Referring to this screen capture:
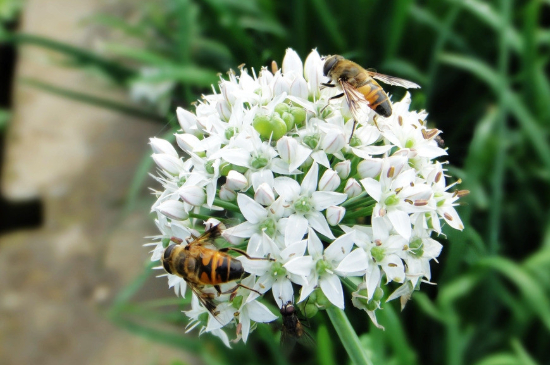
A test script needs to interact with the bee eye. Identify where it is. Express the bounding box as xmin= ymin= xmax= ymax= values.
xmin=323 ymin=55 xmax=339 ymax=76
xmin=163 ymin=244 xmax=176 ymax=260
